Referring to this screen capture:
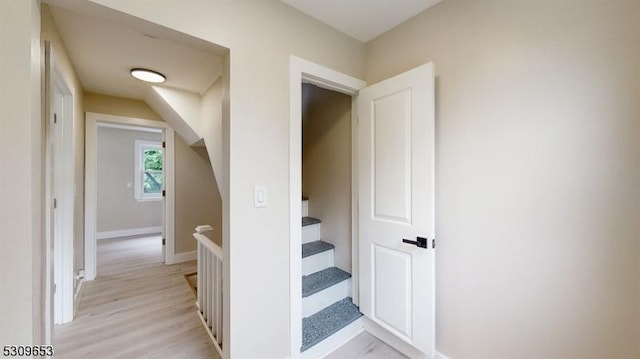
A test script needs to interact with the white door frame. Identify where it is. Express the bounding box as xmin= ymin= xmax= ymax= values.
xmin=44 ymin=41 xmax=75 ymax=332
xmin=84 ymin=112 xmax=176 ymax=281
xmin=289 ymin=55 xmax=366 ymax=357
